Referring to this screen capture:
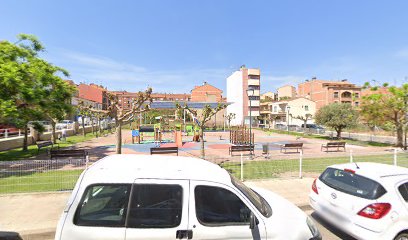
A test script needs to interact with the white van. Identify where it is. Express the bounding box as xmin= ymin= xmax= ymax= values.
xmin=55 ymin=155 xmax=321 ymax=240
